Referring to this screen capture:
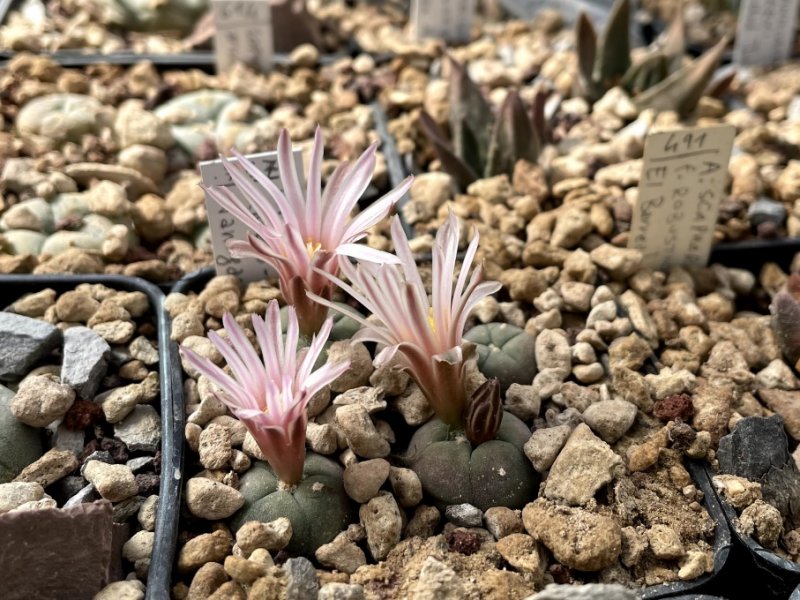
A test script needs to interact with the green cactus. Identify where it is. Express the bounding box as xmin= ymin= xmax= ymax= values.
xmin=0 ymin=385 xmax=43 ymax=483
xmin=418 ymin=57 xmax=547 ymax=190
xmin=231 ymin=453 xmax=355 ymax=556
xmin=406 ymin=411 xmax=538 ymax=511
xmin=577 ymin=0 xmax=729 ymax=115
xmin=464 ymin=323 xmax=537 ymax=391
xmin=154 ymin=90 xmax=269 ymax=159
xmin=280 ymin=303 xmax=361 ymax=343
xmin=770 ymin=274 xmax=800 ymax=369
